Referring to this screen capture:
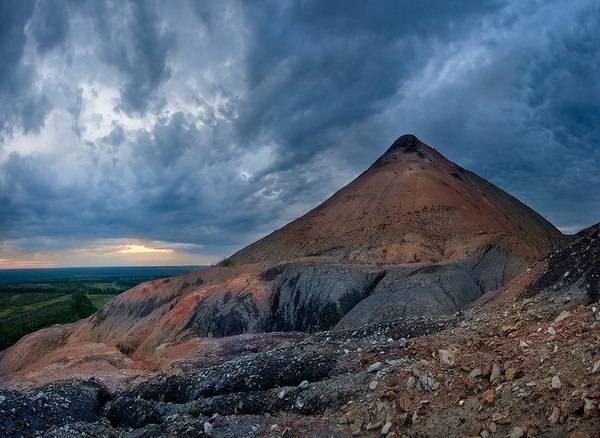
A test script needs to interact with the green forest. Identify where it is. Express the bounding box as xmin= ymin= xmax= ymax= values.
xmin=1 ymin=276 xmax=157 ymax=350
